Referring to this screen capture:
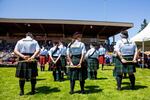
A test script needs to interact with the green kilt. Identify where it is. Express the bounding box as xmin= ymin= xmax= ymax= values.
xmin=16 ymin=58 xmax=38 ymax=79
xmin=51 ymin=57 xmax=62 ymax=71
xmin=69 ymin=55 xmax=87 ymax=81
xmin=113 ymin=55 xmax=136 ymax=76
xmin=87 ymin=58 xmax=99 ymax=72
xmin=60 ymin=56 xmax=67 ymax=67
xmin=51 ymin=57 xmax=62 ymax=80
